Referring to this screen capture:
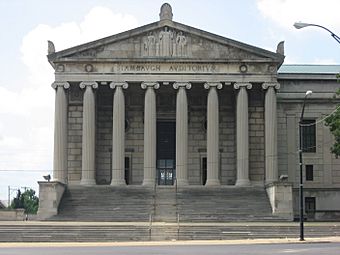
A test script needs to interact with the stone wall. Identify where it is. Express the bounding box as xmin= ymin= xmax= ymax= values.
xmin=0 ymin=209 xmax=25 ymax=221
xmin=248 ymin=87 xmax=265 ymax=184
xmin=96 ymin=85 xmax=112 ymax=184
xmin=125 ymin=84 xmax=145 ymax=184
xmin=67 ymin=85 xmax=83 ymax=183
xmin=219 ymin=87 xmax=237 ymax=185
